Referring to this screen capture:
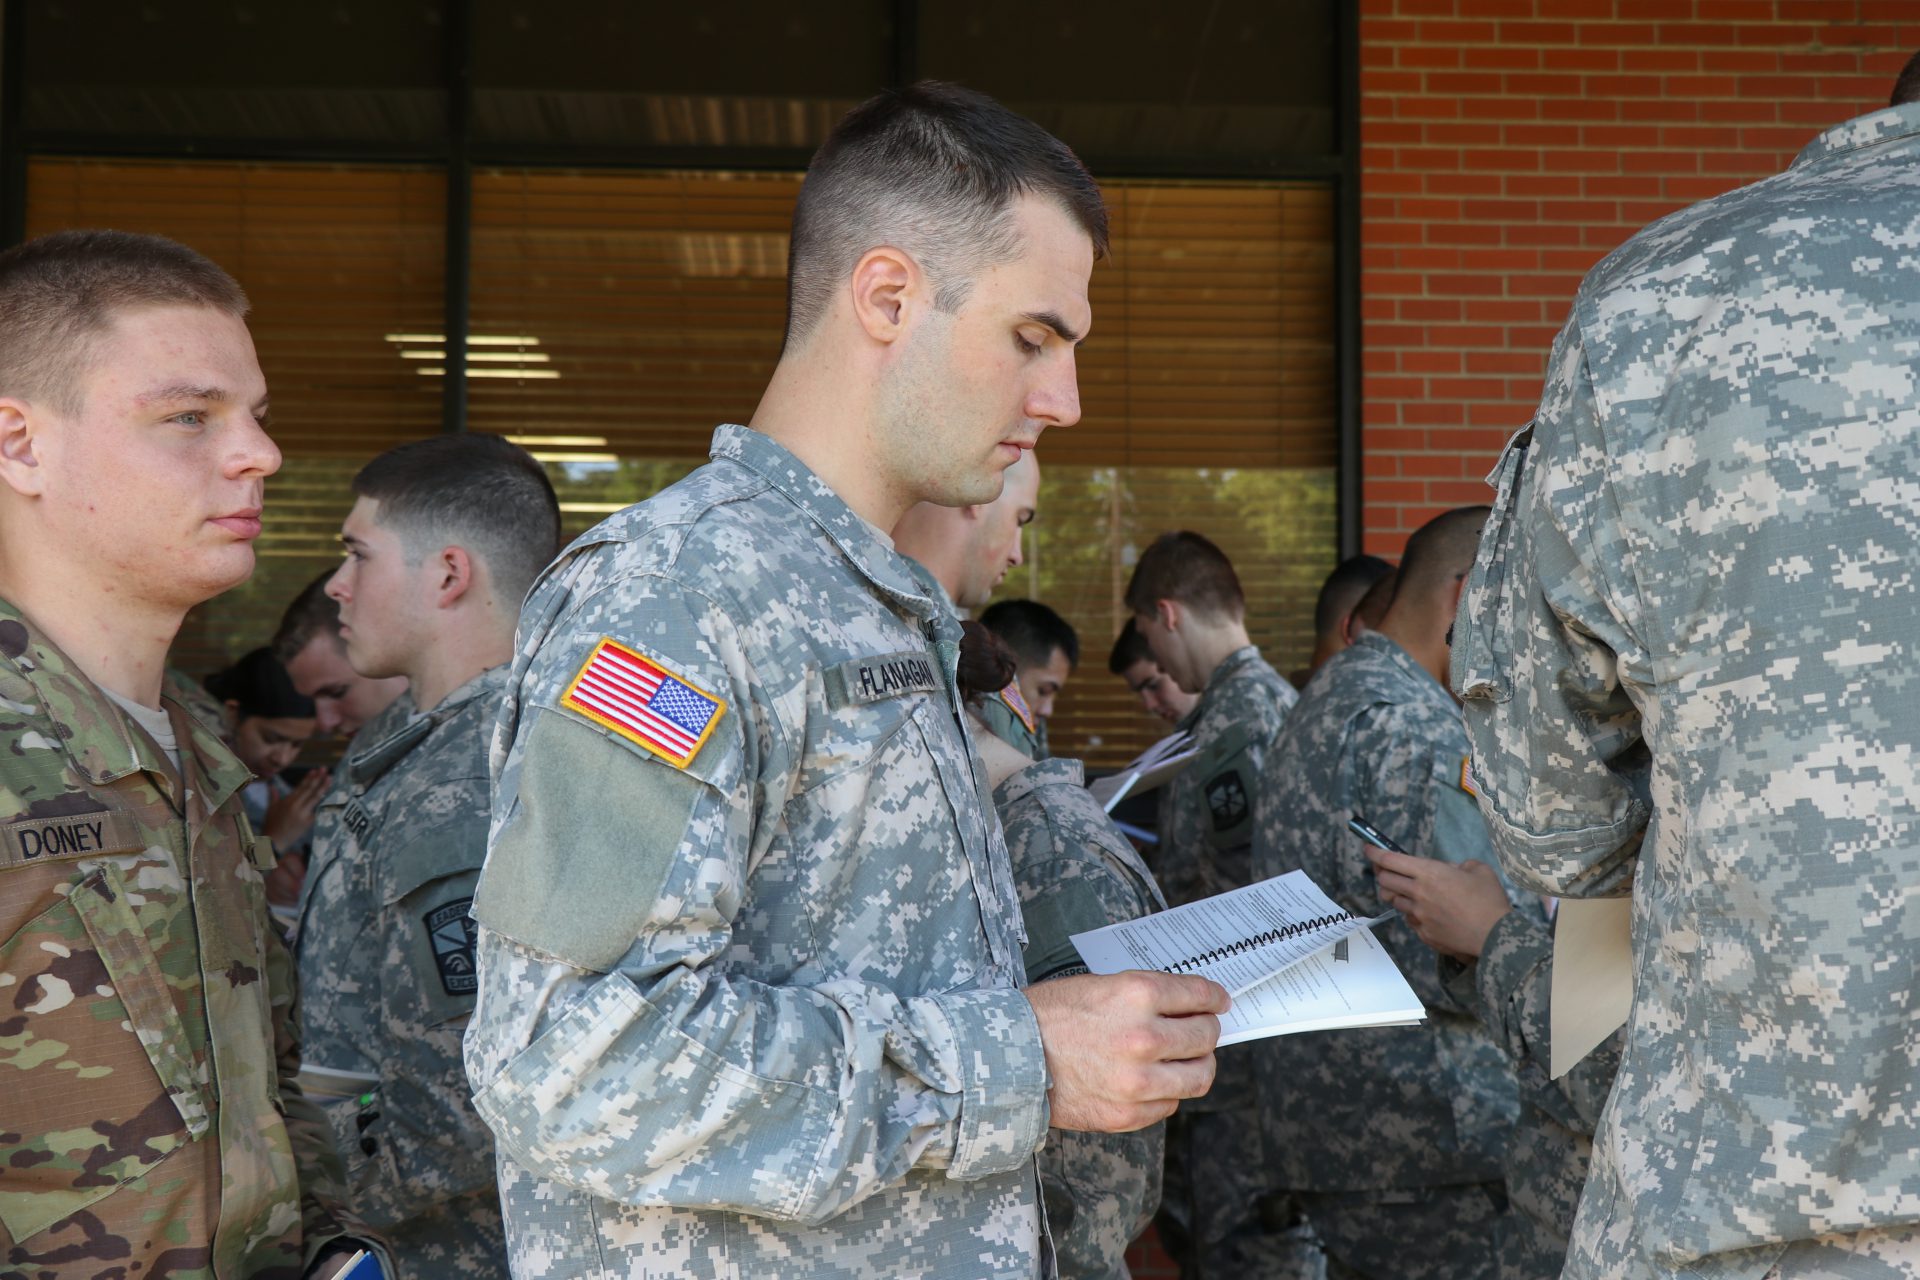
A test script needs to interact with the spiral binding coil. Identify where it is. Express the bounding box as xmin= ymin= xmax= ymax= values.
xmin=1161 ymin=912 xmax=1354 ymax=973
